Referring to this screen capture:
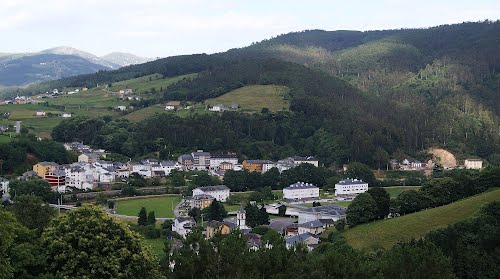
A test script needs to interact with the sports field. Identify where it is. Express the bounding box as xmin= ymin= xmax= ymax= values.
xmin=115 ymin=195 xmax=181 ymax=218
